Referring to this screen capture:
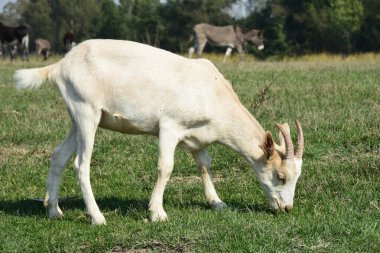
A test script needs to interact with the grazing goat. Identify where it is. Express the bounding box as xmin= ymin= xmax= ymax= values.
xmin=189 ymin=23 xmax=264 ymax=63
xmin=14 ymin=39 xmax=304 ymax=225
xmin=35 ymin=38 xmax=51 ymax=61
